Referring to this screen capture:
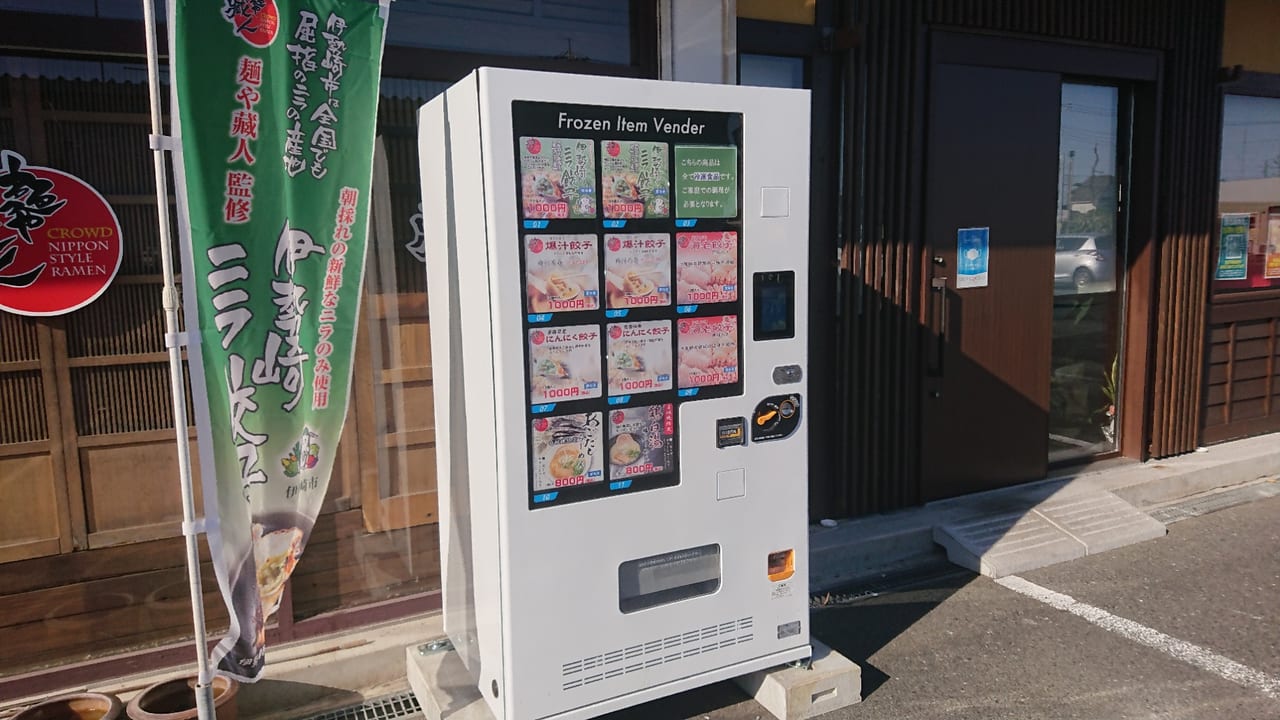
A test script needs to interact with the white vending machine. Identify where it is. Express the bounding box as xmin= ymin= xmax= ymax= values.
xmin=417 ymin=68 xmax=810 ymax=720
